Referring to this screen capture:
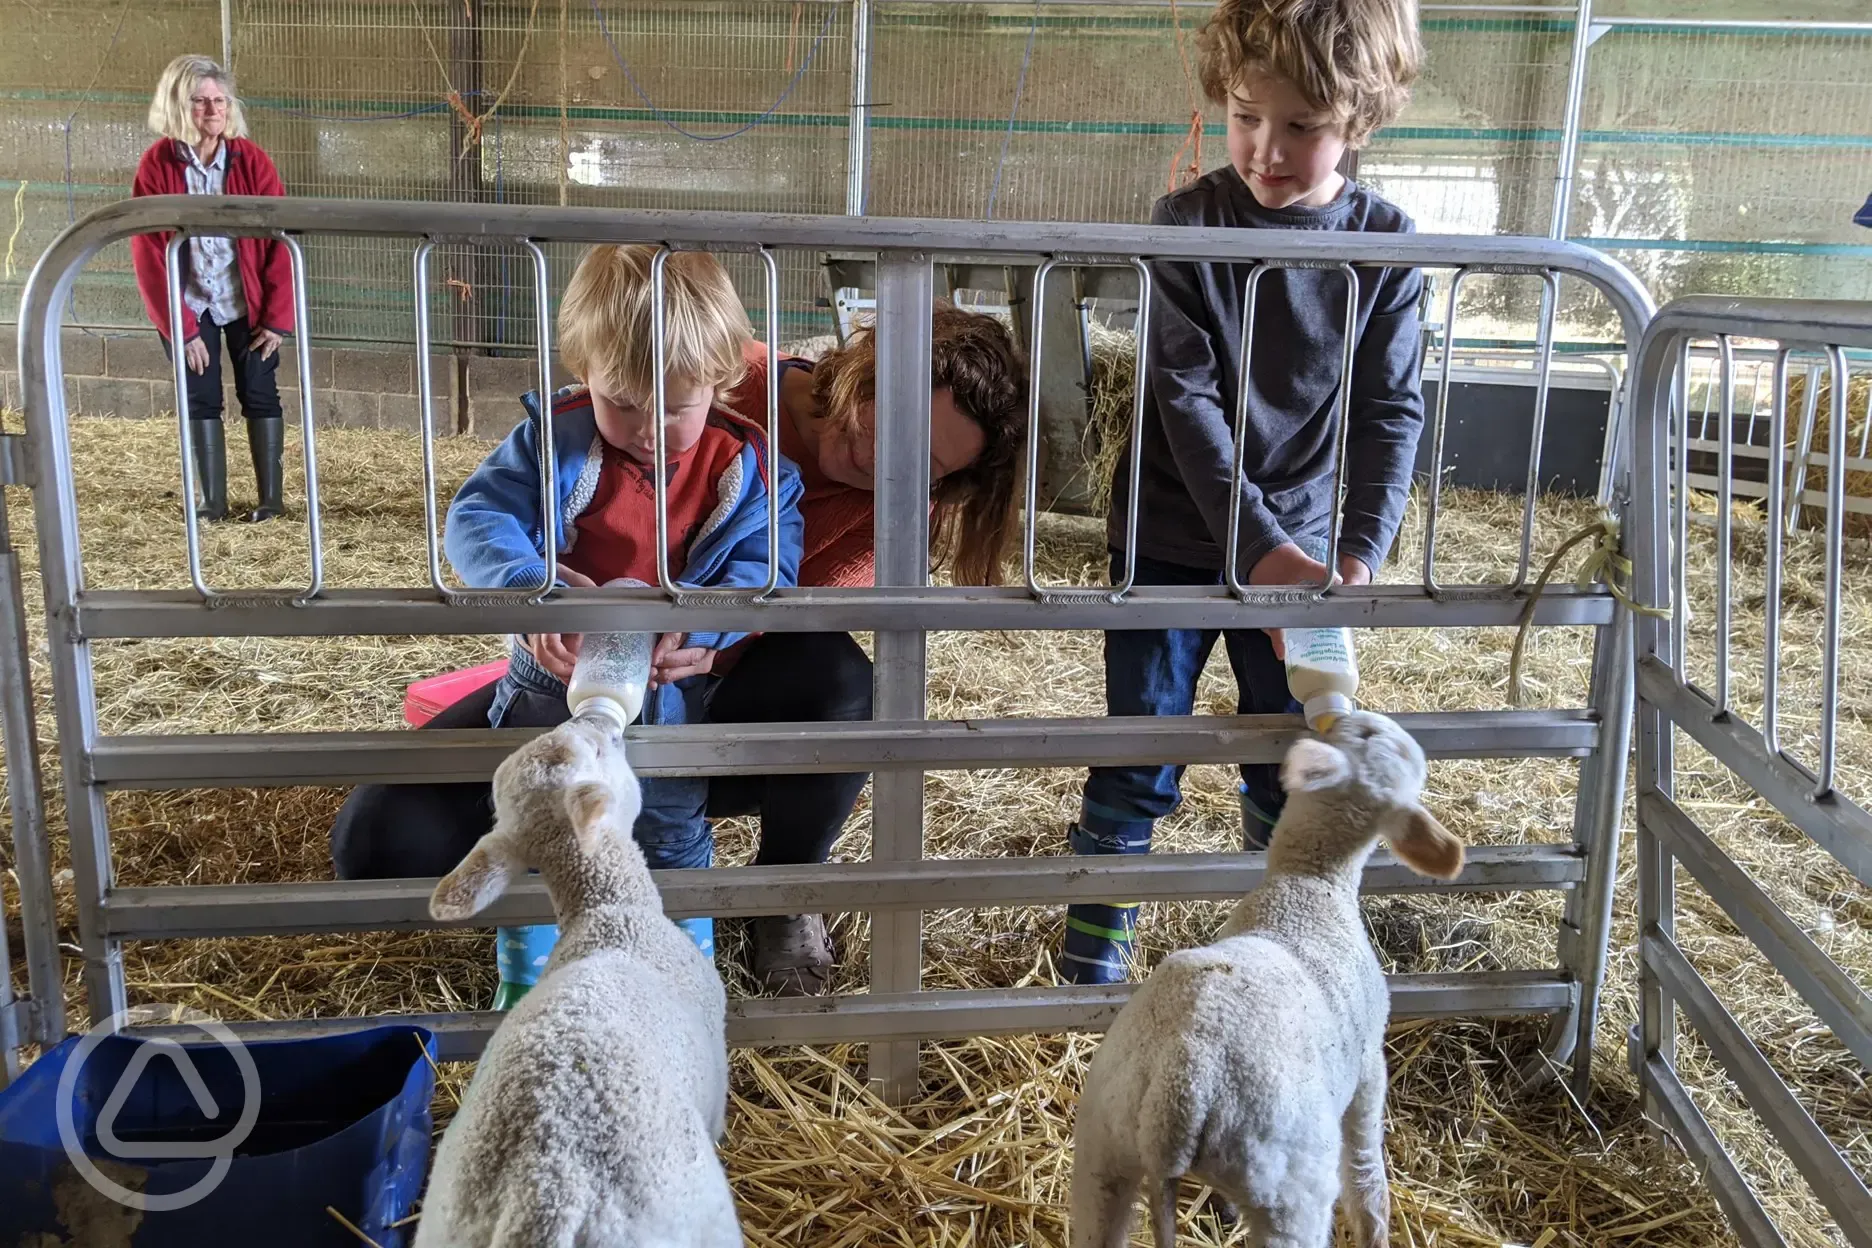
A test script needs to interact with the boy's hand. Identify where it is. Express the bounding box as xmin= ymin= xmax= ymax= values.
xmin=1248 ymin=543 xmax=1333 ymax=589
xmin=527 ymin=631 xmax=581 ymax=682
xmin=1336 ymin=554 xmax=1373 ymax=587
xmin=1249 ymin=542 xmax=1342 ymax=662
xmin=525 ymin=567 xmax=597 ymax=680
xmin=650 ymin=632 xmax=715 ymax=688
